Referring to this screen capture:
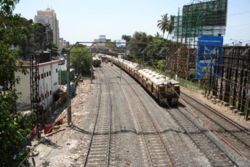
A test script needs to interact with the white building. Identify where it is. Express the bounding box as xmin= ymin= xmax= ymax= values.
xmin=34 ymin=8 xmax=60 ymax=47
xmin=16 ymin=60 xmax=59 ymax=110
